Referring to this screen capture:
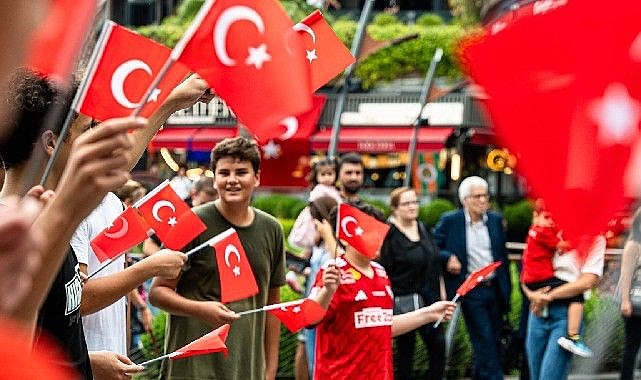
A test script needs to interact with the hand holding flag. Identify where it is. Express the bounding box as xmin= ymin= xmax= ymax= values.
xmin=139 ymin=324 xmax=230 ymax=366
xmin=434 ymin=261 xmax=502 ymax=327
